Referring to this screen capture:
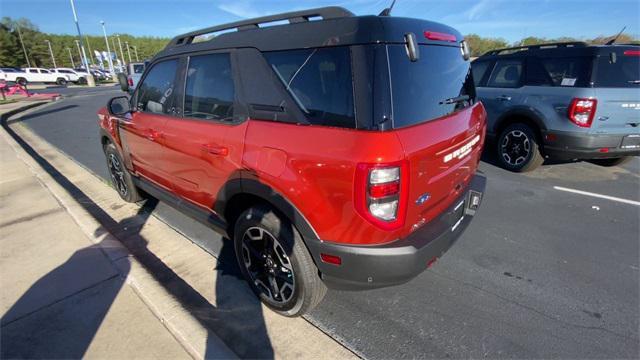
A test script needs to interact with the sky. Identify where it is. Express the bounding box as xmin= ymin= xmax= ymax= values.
xmin=1 ymin=0 xmax=638 ymax=43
